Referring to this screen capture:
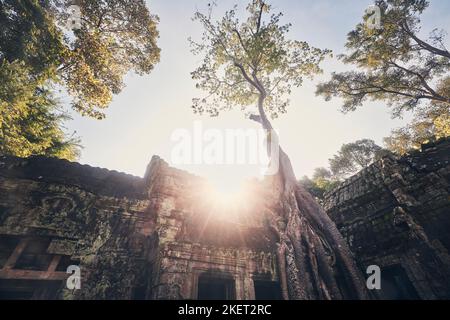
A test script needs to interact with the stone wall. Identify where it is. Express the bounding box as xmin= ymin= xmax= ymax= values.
xmin=0 ymin=156 xmax=154 ymax=299
xmin=0 ymin=155 xmax=280 ymax=300
xmin=143 ymin=157 xmax=280 ymax=299
xmin=1 ymin=138 xmax=449 ymax=300
xmin=324 ymin=138 xmax=450 ymax=299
